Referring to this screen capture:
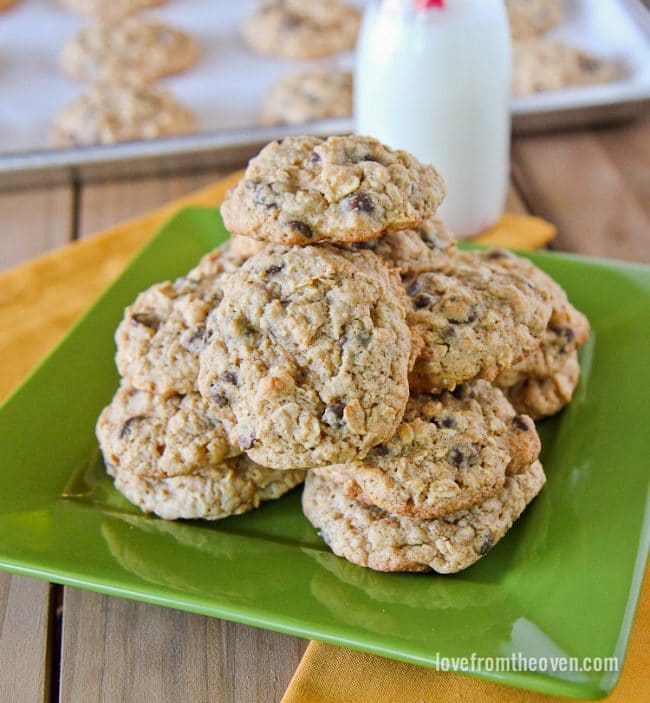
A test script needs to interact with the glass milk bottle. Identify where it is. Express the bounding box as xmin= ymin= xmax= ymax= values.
xmin=355 ymin=0 xmax=512 ymax=237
